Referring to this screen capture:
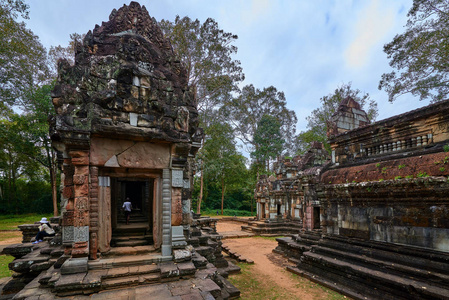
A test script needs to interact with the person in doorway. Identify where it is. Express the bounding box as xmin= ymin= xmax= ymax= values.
xmin=32 ymin=217 xmax=55 ymax=244
xmin=122 ymin=197 xmax=133 ymax=225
